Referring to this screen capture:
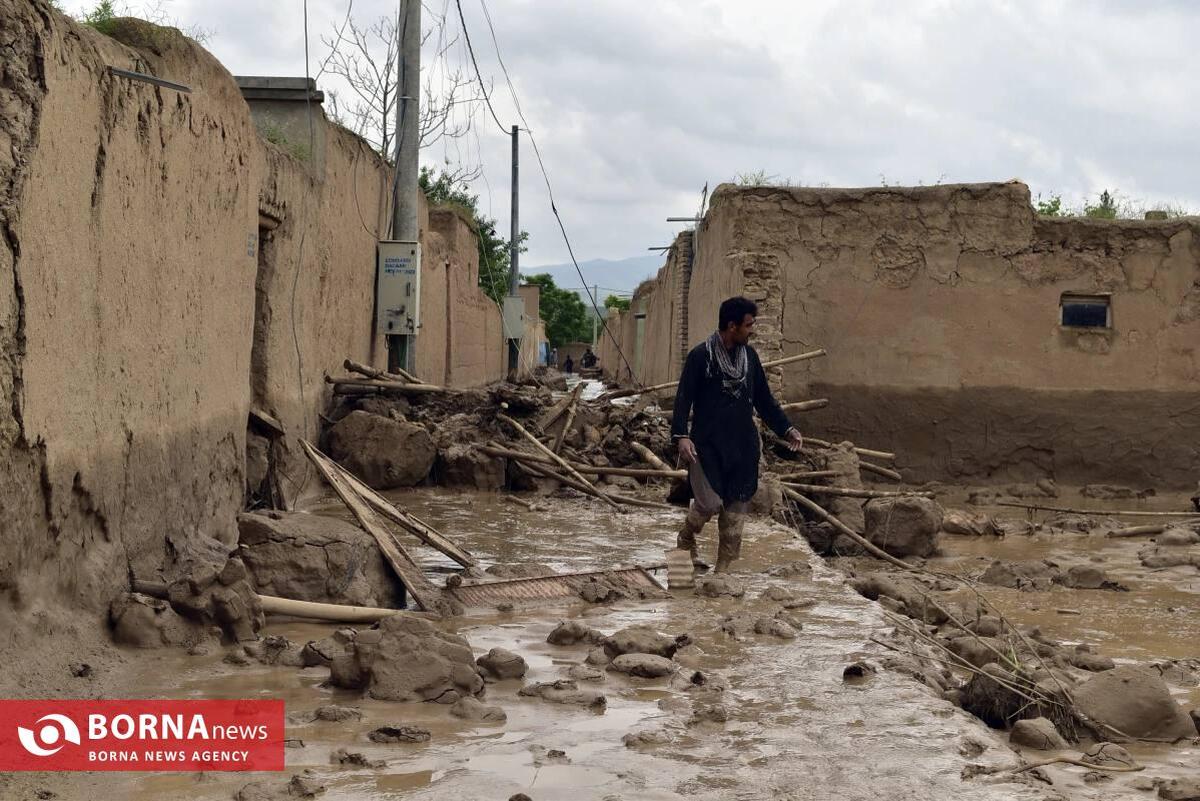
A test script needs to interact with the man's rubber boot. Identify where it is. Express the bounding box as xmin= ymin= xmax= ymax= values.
xmin=677 ymin=508 xmax=711 ymax=572
xmin=714 ymin=508 xmax=745 ymax=573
